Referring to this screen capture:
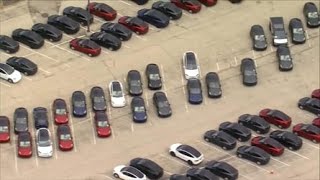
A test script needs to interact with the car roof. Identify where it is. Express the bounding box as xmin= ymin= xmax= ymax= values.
xmin=122 ymin=166 xmax=144 ymax=178
xmin=95 ymin=111 xmax=108 ymax=121
xmin=147 ymin=63 xmax=160 ymax=73
xmin=54 ymin=99 xmax=67 ymax=108
xmin=72 ymin=91 xmax=85 ymax=99
xmin=18 ymin=132 xmax=31 ymax=141
xmin=178 ymin=145 xmax=201 ymax=157
xmin=57 ymin=124 xmax=71 ymax=134
xmin=0 ymin=116 xmax=9 ymax=126
xmin=154 ymin=91 xmax=167 ymax=101
xmin=138 ymin=159 xmax=162 ymax=171
xmin=188 ymin=78 xmax=201 ymax=88
xmin=128 ymin=70 xmax=141 ymax=79
xmin=111 ymin=81 xmax=122 ymax=91
xmin=0 ymin=63 xmax=14 ymax=72
xmin=132 ymin=97 xmax=145 ymax=106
